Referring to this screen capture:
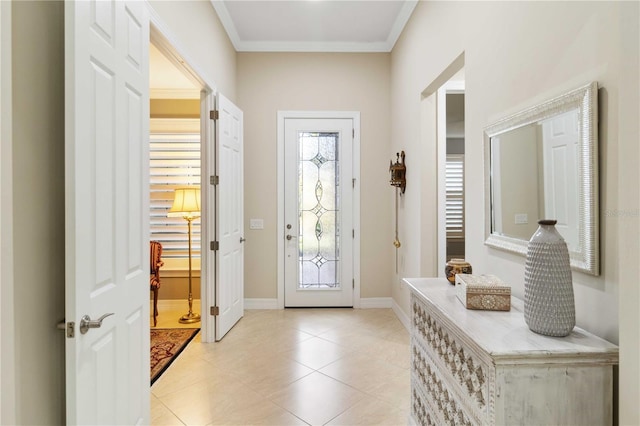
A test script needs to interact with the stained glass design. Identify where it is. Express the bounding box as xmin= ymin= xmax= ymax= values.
xmin=298 ymin=132 xmax=340 ymax=289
